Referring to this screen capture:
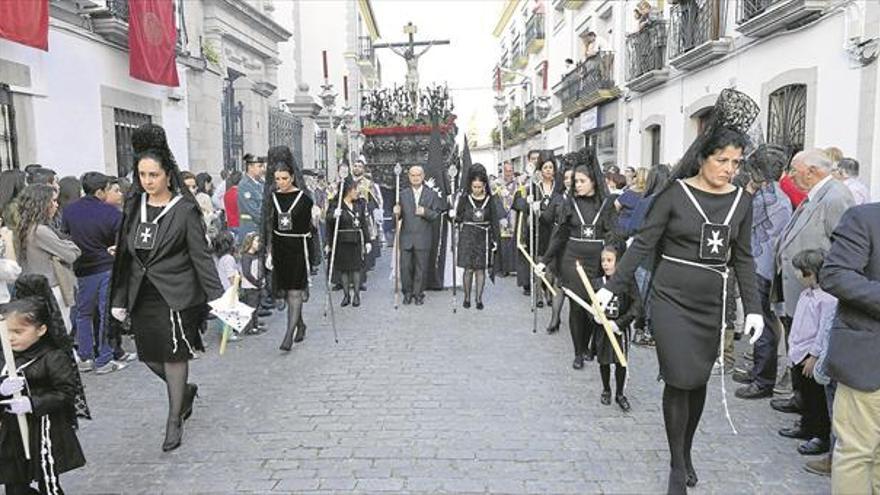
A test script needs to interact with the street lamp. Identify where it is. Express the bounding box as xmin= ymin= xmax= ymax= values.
xmin=494 ymin=95 xmax=508 ymax=171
